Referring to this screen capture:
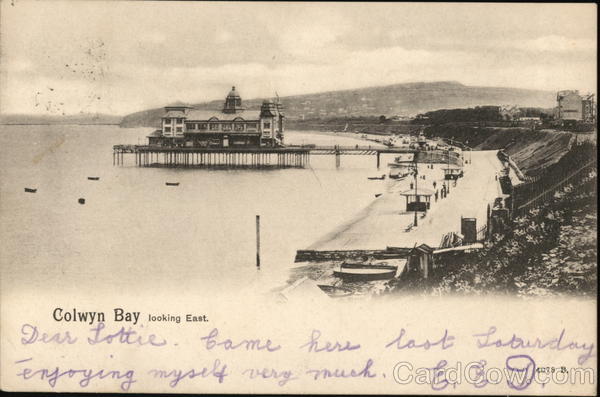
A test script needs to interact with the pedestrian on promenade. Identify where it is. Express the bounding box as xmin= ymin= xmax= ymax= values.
xmin=433 ymin=181 xmax=437 ymax=188
xmin=435 ymin=190 xmax=438 ymax=201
